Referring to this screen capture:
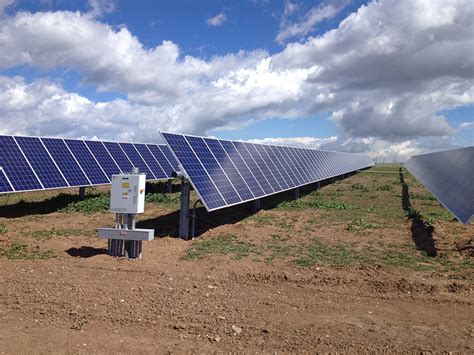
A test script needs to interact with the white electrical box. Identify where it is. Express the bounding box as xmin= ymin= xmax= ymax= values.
xmin=110 ymin=174 xmax=146 ymax=214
